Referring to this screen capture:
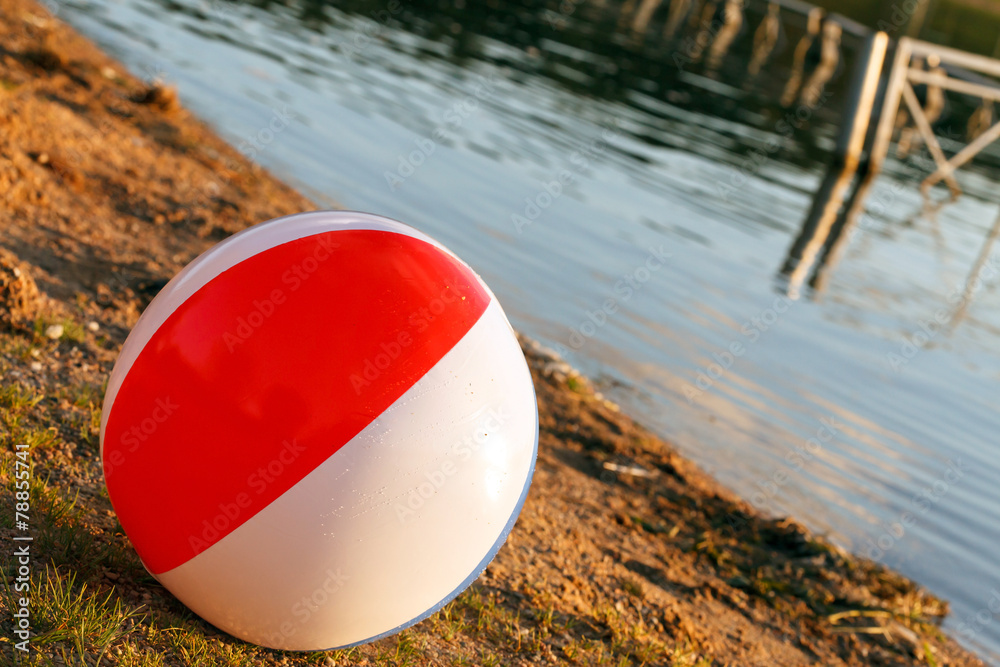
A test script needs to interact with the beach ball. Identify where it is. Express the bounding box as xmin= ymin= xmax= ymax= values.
xmin=99 ymin=211 xmax=538 ymax=650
